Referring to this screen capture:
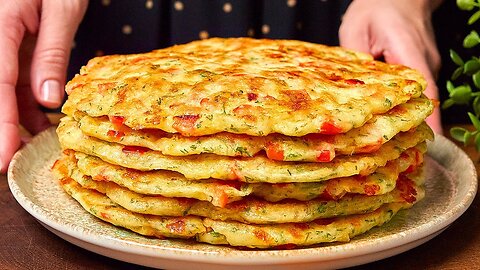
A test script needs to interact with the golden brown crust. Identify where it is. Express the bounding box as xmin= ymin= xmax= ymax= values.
xmin=73 ymin=96 xmax=433 ymax=162
xmin=56 ymin=117 xmax=432 ymax=183
xmin=63 ymin=38 xmax=426 ymax=136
